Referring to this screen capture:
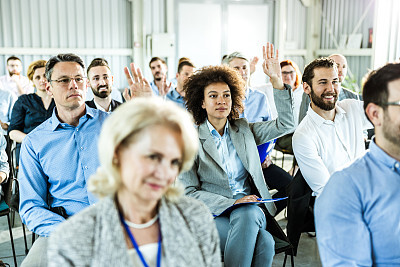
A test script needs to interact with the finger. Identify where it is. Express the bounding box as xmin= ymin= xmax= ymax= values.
xmin=124 ymin=67 xmax=134 ymax=86
xmin=123 ymin=88 xmax=131 ymax=101
xmin=263 ymin=46 xmax=267 ymax=60
xmin=269 ymin=43 xmax=274 ymax=58
xmin=276 ymin=48 xmax=279 ymax=60
xmin=130 ymin=63 xmax=140 ymax=84
xmin=137 ymin=67 xmax=144 ymax=85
